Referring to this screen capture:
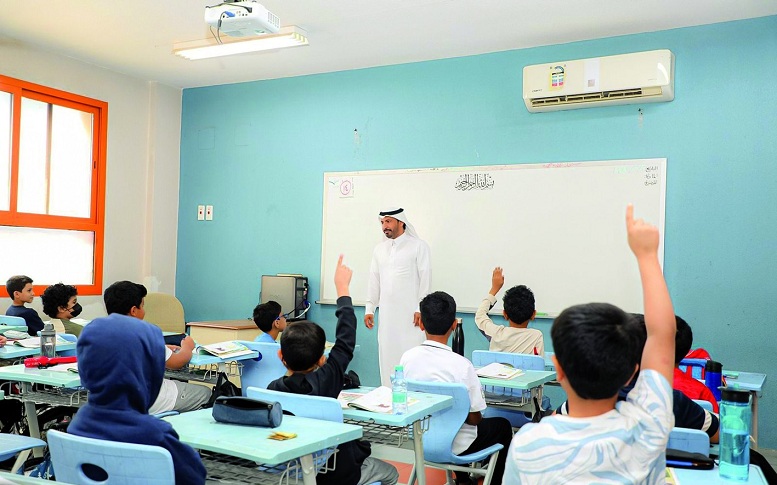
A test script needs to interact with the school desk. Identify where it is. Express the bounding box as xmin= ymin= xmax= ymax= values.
xmin=0 ymin=364 xmax=84 ymax=456
xmin=0 ymin=470 xmax=66 ymax=484
xmin=671 ymin=464 xmax=767 ymax=484
xmin=0 ymin=342 xmax=77 ymax=361
xmin=478 ymin=369 xmax=557 ymax=418
xmin=341 ymin=388 xmax=453 ymax=485
xmin=164 ymin=408 xmax=362 ymax=485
